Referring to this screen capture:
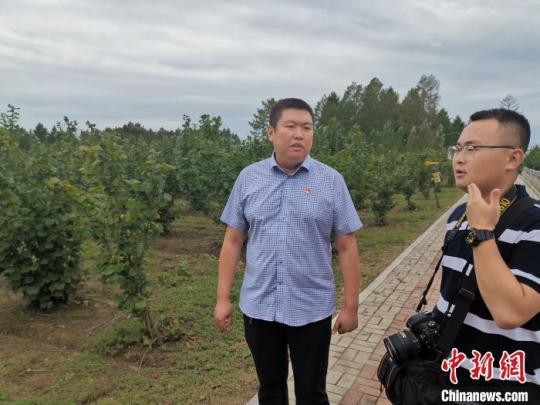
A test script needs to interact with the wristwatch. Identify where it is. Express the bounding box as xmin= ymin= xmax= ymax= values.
xmin=465 ymin=229 xmax=495 ymax=246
